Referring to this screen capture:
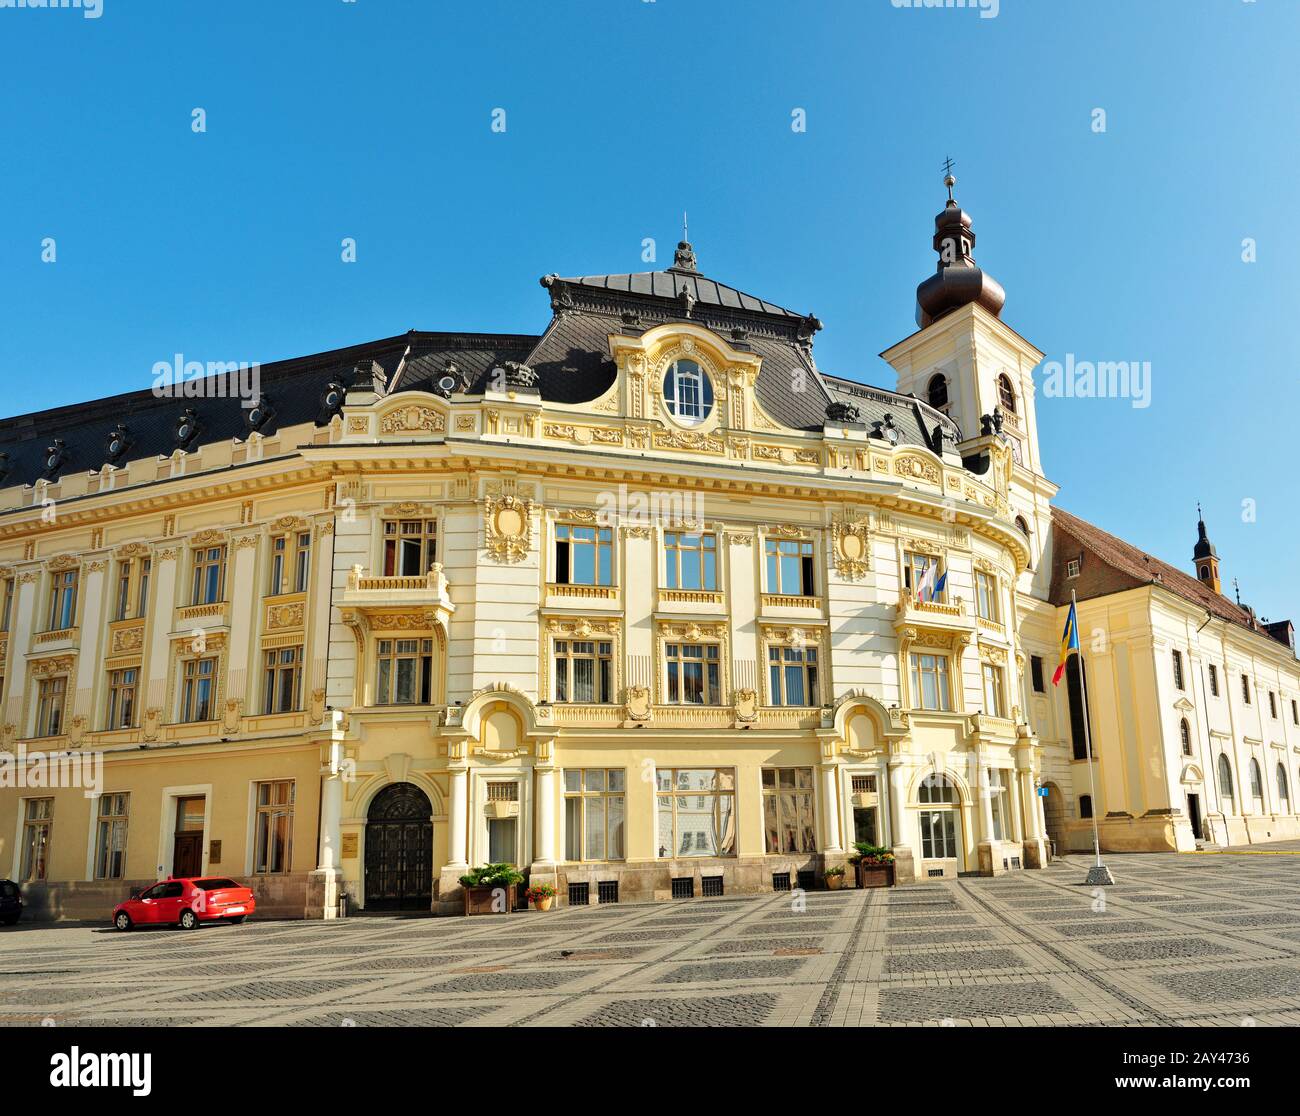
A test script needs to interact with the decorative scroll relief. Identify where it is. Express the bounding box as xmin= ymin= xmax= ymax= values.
xmin=111 ymin=625 xmax=145 ymax=655
xmin=380 ymin=405 xmax=446 ymax=434
xmin=978 ymin=643 xmax=1008 ymax=665
xmin=45 ymin=554 xmax=79 ymax=572
xmin=31 ymin=655 xmax=75 ymax=678
xmin=831 ymin=517 xmax=871 ymax=580
xmin=653 ymin=430 xmax=724 ymax=454
xmin=543 ymin=423 xmax=623 ymax=446
xmin=894 ymin=454 xmax=941 ymax=485
xmin=753 ymin=444 xmax=821 ymax=466
xmin=484 ymin=486 xmax=534 ymax=564
xmin=347 ymin=416 xmax=369 ymax=434
xmin=190 ymin=530 xmax=227 ymax=546
xmin=266 ymin=601 xmax=305 ymax=631
xmin=658 ymin=621 xmax=725 ymax=642
xmin=545 ymin=618 xmax=618 ymax=638
xmin=734 ymin=688 xmax=758 ymax=723
xmin=624 ymin=686 xmax=652 ymax=721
